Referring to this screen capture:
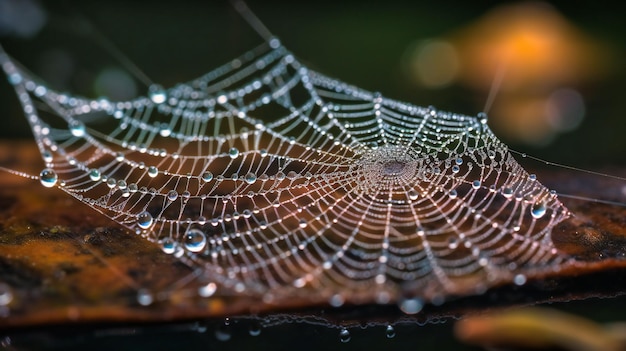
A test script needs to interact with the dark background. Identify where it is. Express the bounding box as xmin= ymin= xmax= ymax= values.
xmin=1 ymin=0 xmax=626 ymax=168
